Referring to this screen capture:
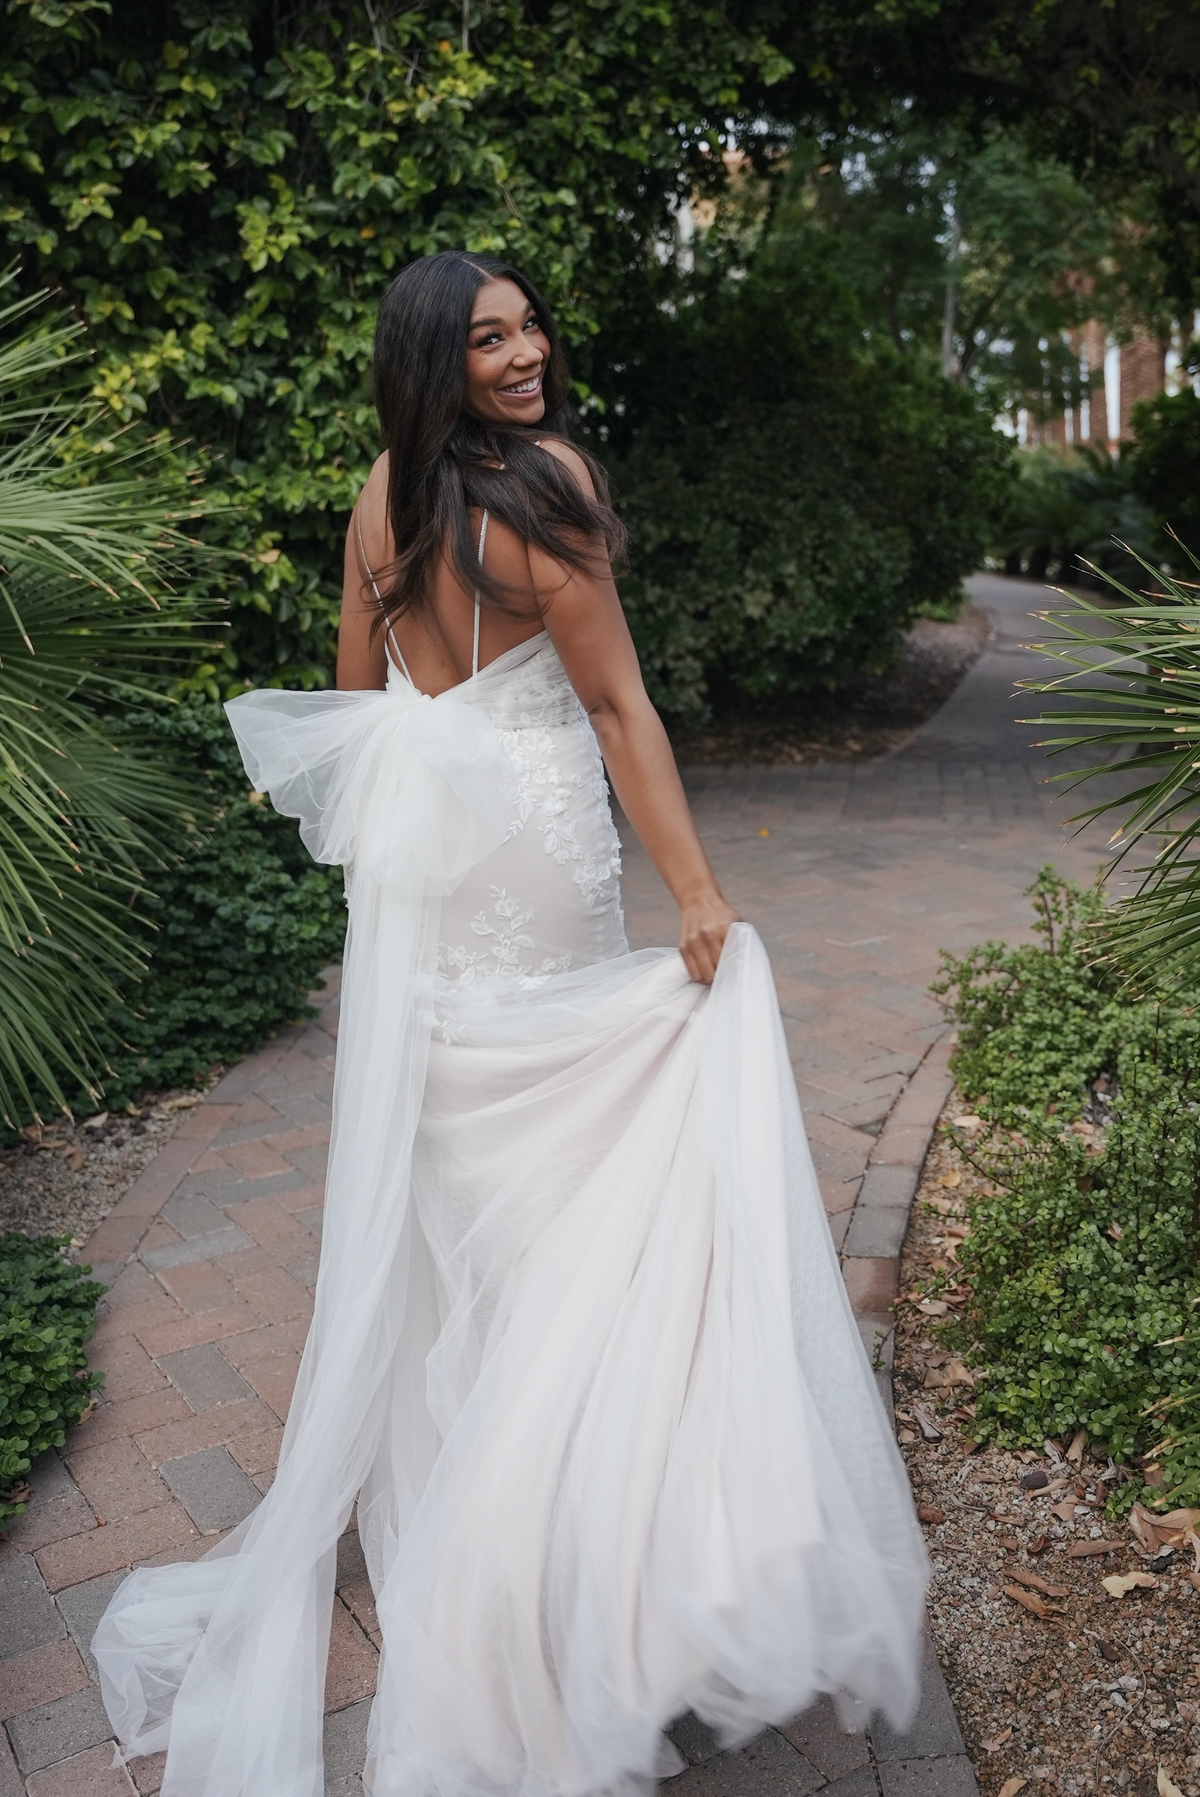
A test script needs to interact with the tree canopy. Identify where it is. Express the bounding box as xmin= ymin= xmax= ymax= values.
xmin=741 ymin=0 xmax=1200 ymax=310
